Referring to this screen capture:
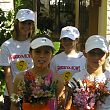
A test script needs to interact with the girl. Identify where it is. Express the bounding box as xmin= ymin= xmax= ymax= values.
xmin=68 ymin=35 xmax=110 ymax=110
xmin=11 ymin=35 xmax=63 ymax=110
xmin=0 ymin=9 xmax=35 ymax=110
xmin=50 ymin=26 xmax=86 ymax=109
